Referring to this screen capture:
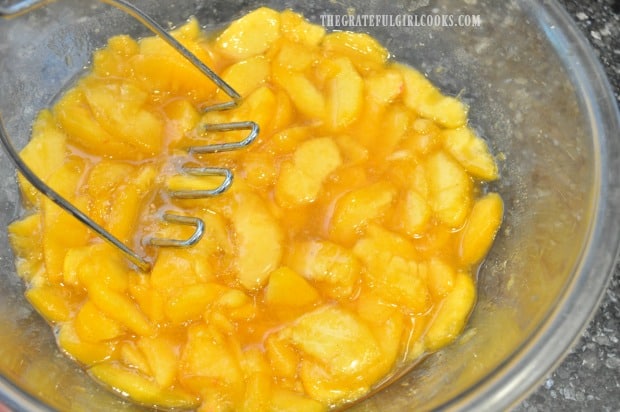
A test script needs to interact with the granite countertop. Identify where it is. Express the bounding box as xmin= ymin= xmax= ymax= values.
xmin=515 ymin=1 xmax=620 ymax=410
